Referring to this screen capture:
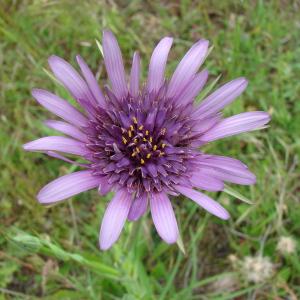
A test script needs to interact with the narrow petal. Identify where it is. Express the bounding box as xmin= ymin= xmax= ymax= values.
xmin=174 ymin=69 xmax=209 ymax=105
xmin=147 ymin=37 xmax=173 ymax=92
xmin=129 ymin=52 xmax=140 ymax=97
xmin=150 ymin=192 xmax=179 ymax=244
xmin=48 ymin=55 xmax=96 ymax=105
xmin=199 ymin=166 xmax=256 ymax=185
xmin=76 ymin=55 xmax=106 ymax=107
xmin=128 ymin=193 xmax=148 ymax=221
xmin=196 ymin=155 xmax=256 ymax=185
xmin=44 ymin=120 xmax=88 ymax=142
xmin=200 ymin=111 xmax=270 ymax=142
xmin=102 ymin=30 xmax=127 ymax=98
xmin=191 ymin=114 xmax=221 ymax=135
xmin=32 ymin=89 xmax=88 ymax=127
xmin=99 ymin=189 xmax=132 ymax=250
xmin=23 ymin=136 xmax=86 ymax=156
xmin=197 ymin=155 xmax=248 ymax=168
xmin=193 ymin=78 xmax=248 ymax=120
xmin=167 ymin=39 xmax=209 ymax=98
xmin=98 ymin=180 xmax=112 ymax=196
xmin=37 ymin=170 xmax=100 ymax=203
xmin=190 ymin=172 xmax=224 ymax=191
xmin=46 ymin=151 xmax=89 ymax=168
xmin=175 ymin=185 xmax=230 ymax=220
